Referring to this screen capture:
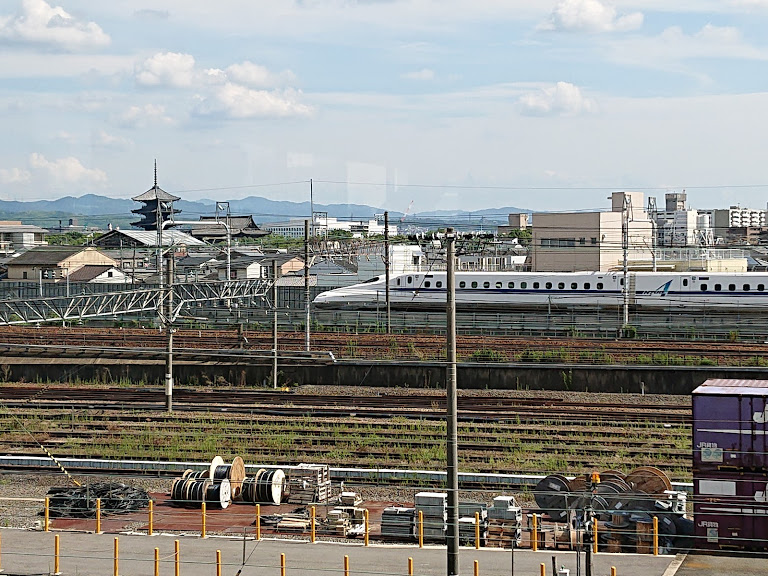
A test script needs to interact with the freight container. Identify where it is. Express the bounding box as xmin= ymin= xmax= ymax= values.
xmin=693 ymin=472 xmax=768 ymax=551
xmin=692 ymin=379 xmax=768 ymax=472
